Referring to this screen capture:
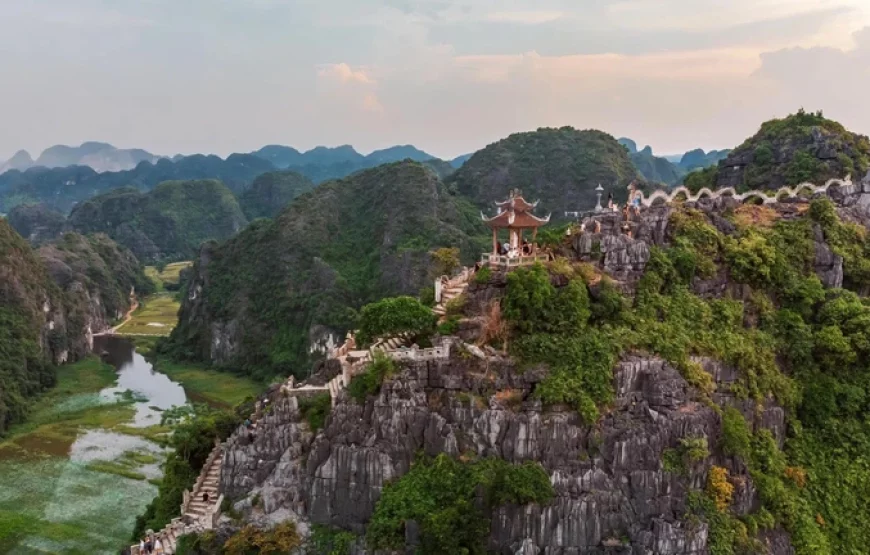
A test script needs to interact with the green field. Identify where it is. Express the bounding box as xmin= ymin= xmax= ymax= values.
xmin=144 ymin=261 xmax=192 ymax=291
xmin=115 ymin=294 xmax=180 ymax=336
xmin=152 ymin=358 xmax=261 ymax=407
